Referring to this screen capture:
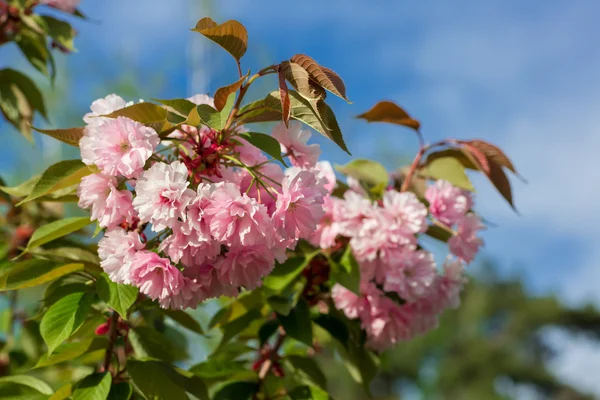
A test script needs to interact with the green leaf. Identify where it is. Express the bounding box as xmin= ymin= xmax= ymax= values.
xmin=39 ymin=16 xmax=76 ymax=51
xmin=107 ymin=382 xmax=132 ymax=400
xmin=313 ymin=314 xmax=350 ymax=346
xmin=329 ymin=247 xmax=360 ymax=295
xmin=287 ymin=355 xmax=327 ymax=389
xmin=267 ymin=295 xmax=294 ymax=316
xmin=424 ymin=224 xmax=453 ymax=243
xmin=341 ymin=342 xmax=379 ymax=388
xmin=212 ymin=309 xmax=262 ymax=356
xmin=40 ymin=291 xmax=95 ymax=354
xmin=190 ymin=359 xmax=247 ymax=380
xmin=192 ymin=18 xmax=248 ymax=61
xmin=242 ymin=91 xmax=349 ymax=154
xmin=19 ymin=160 xmax=89 ymax=205
xmin=35 ymin=337 xmax=108 ymax=368
xmin=196 ymin=93 xmax=235 ymax=131
xmin=0 ymin=375 xmax=53 ymax=395
xmin=258 ymin=319 xmax=279 ymax=346
xmin=96 ymin=273 xmax=138 ymax=320
xmin=73 ymin=372 xmax=112 ymax=400
xmin=288 ymin=384 xmax=329 ymax=400
xmin=0 ymin=259 xmax=84 ymax=291
xmin=103 ymin=102 xmax=167 ymax=124
xmin=0 ymin=174 xmax=40 ymax=197
xmin=128 ymin=326 xmax=177 ymax=363
xmin=277 ymin=300 xmax=312 ymax=347
xmin=336 ymin=159 xmax=389 ymax=190
xmin=263 ymin=254 xmax=316 ymax=292
xmin=161 ymin=309 xmax=204 ymax=335
xmin=32 ymin=247 xmax=100 ymax=266
xmin=32 ymin=126 xmax=85 ymax=147
xmin=128 ymin=360 xmax=190 ymax=400
xmin=50 ymin=384 xmax=72 ymax=400
xmin=15 ymin=30 xmax=53 ymax=78
xmin=213 ymin=381 xmax=258 ymax=400
xmin=26 ymin=217 xmax=92 ymax=251
xmin=239 ymin=132 xmax=286 ymax=165
xmin=422 ymin=156 xmax=474 ymax=191
xmin=153 ymin=98 xmax=197 ymax=117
